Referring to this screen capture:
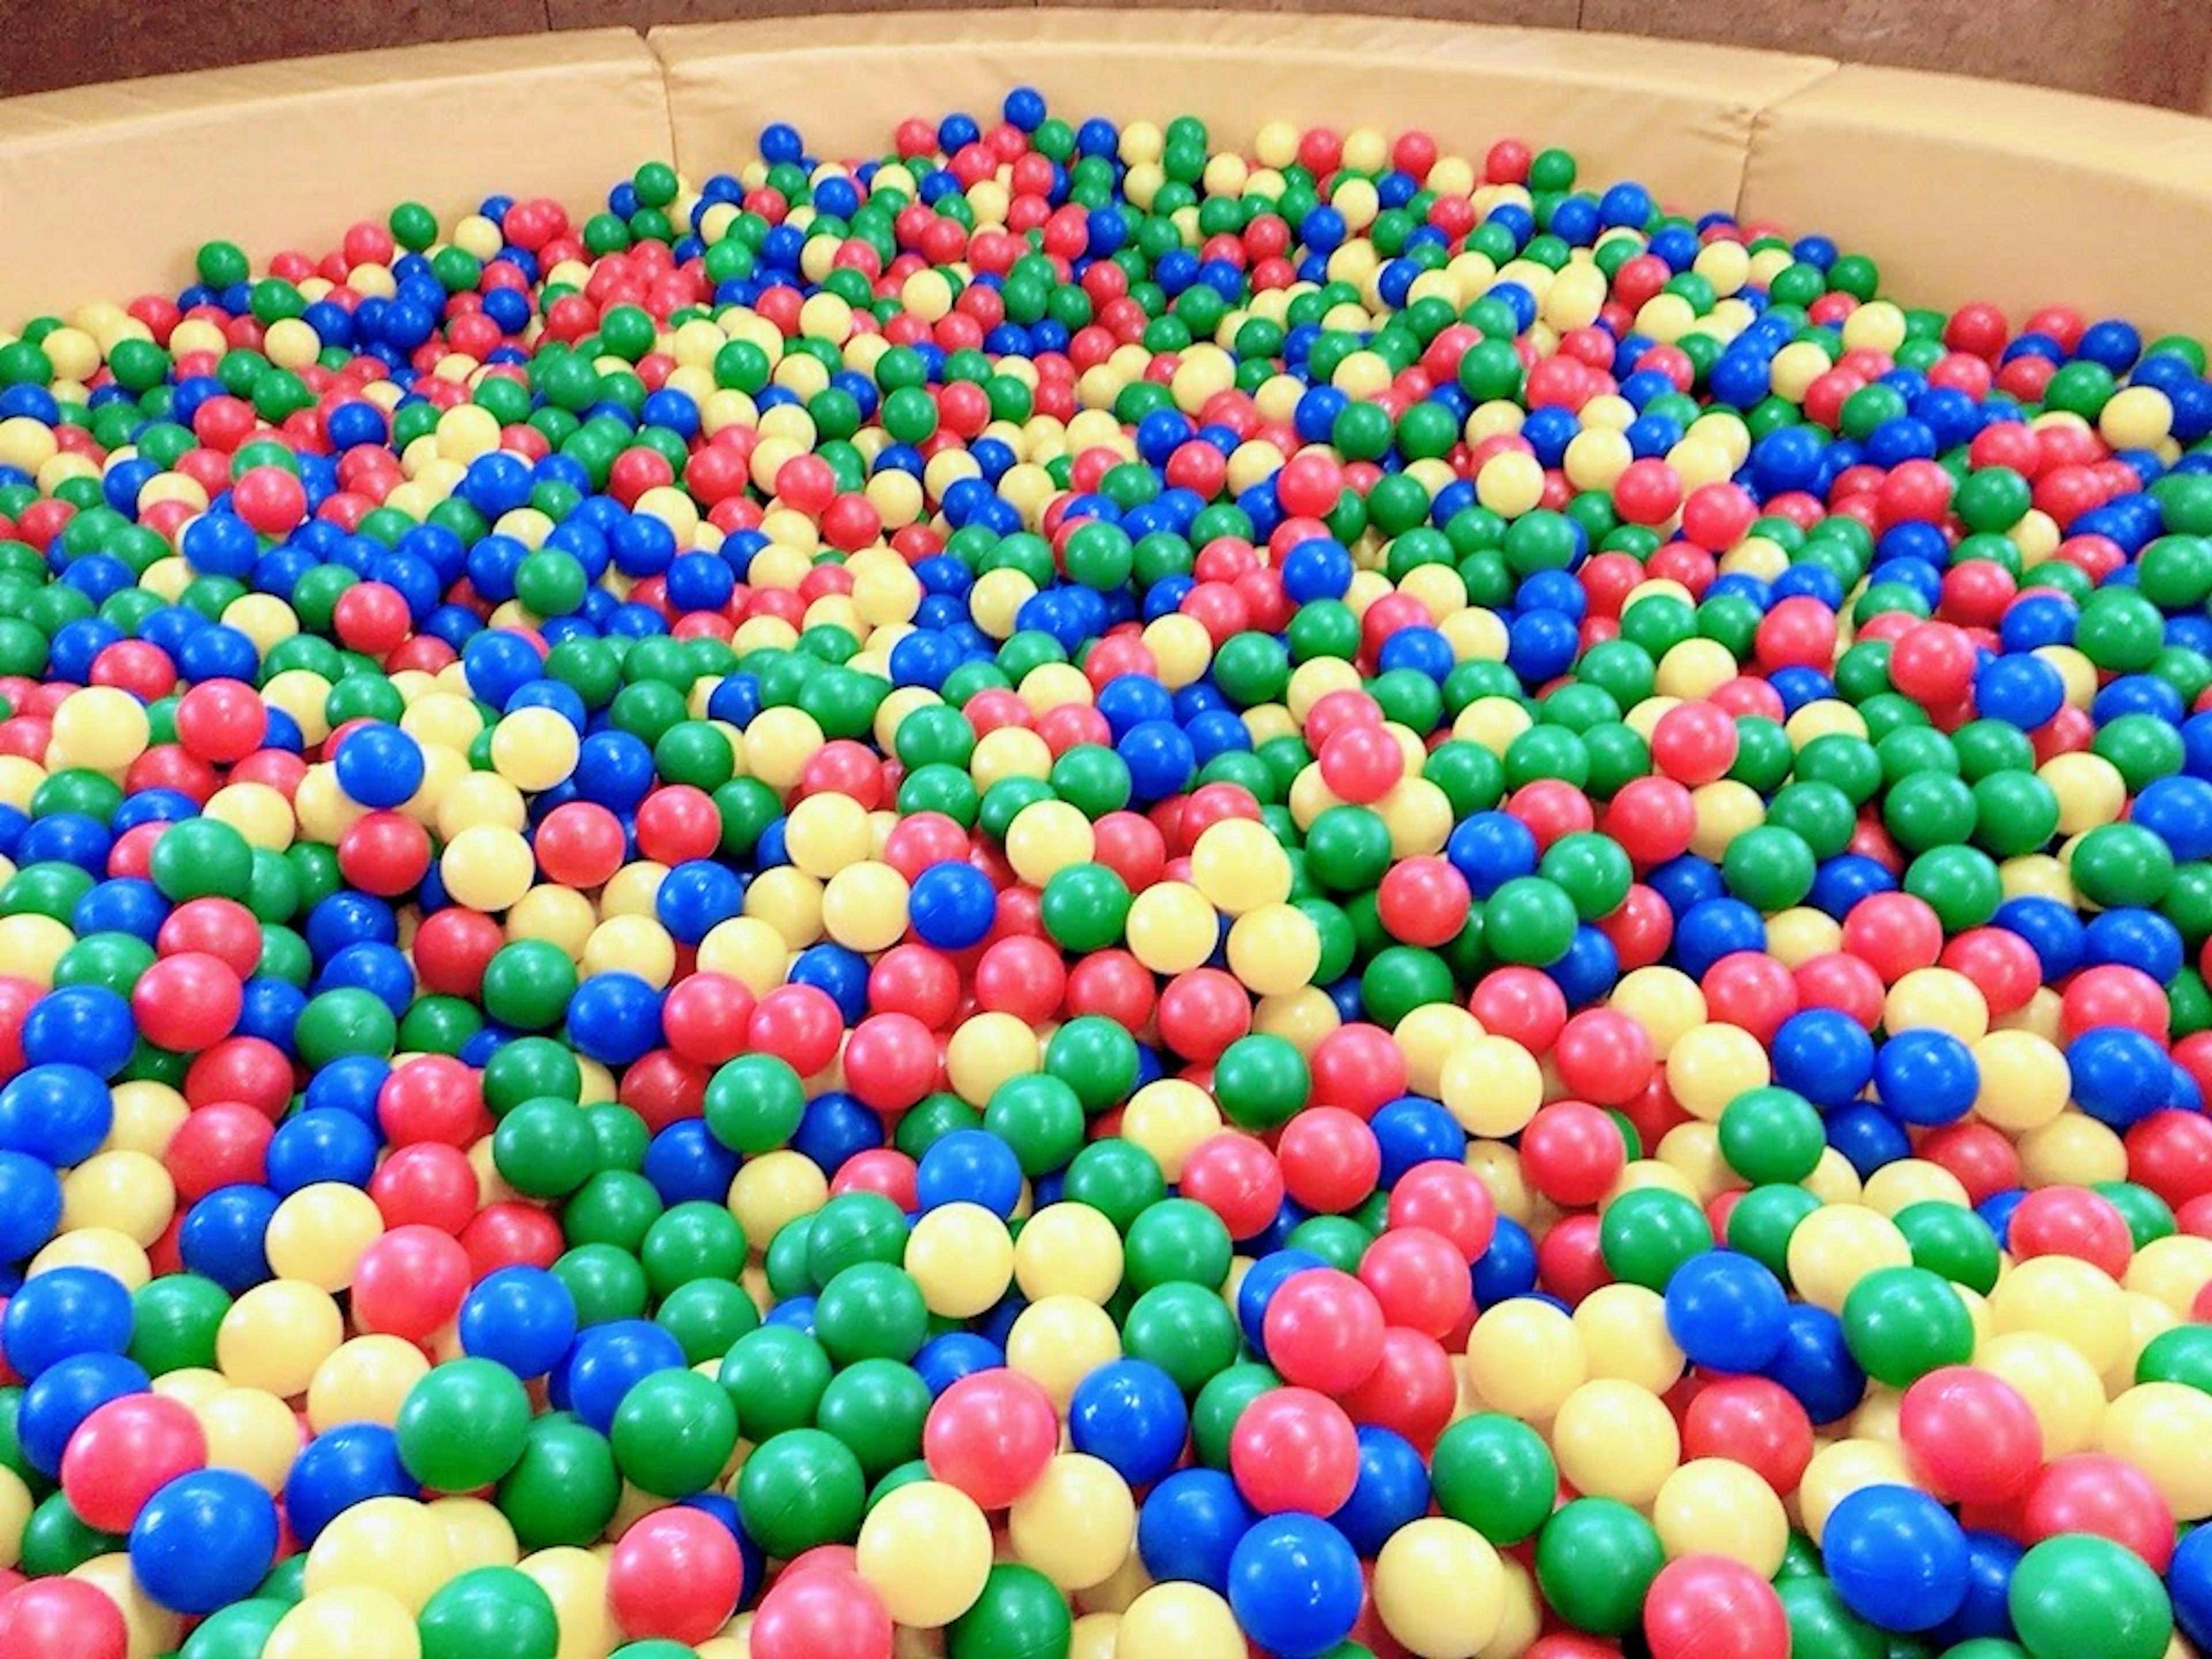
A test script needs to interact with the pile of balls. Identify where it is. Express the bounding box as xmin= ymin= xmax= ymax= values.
xmin=3 ymin=83 xmax=2212 ymax=1659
